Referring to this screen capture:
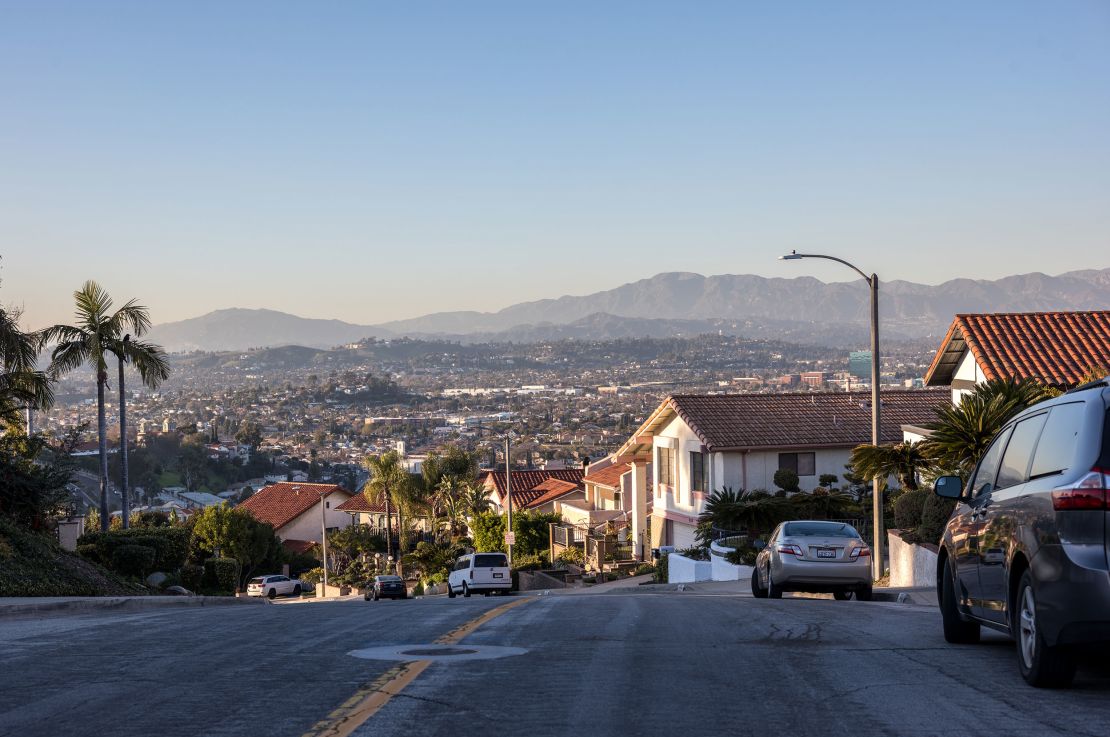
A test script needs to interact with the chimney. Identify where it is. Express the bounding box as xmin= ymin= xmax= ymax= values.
xmin=582 ymin=456 xmax=590 ymax=474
